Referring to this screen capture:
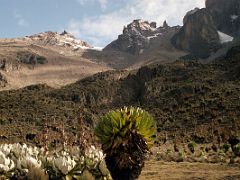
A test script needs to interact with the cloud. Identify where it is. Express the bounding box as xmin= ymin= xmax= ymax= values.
xmin=13 ymin=12 xmax=29 ymax=27
xmin=98 ymin=0 xmax=108 ymax=10
xmin=69 ymin=0 xmax=205 ymax=46
xmin=67 ymin=15 xmax=126 ymax=47
xmin=68 ymin=20 xmax=81 ymax=37
xmin=77 ymin=0 xmax=108 ymax=10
